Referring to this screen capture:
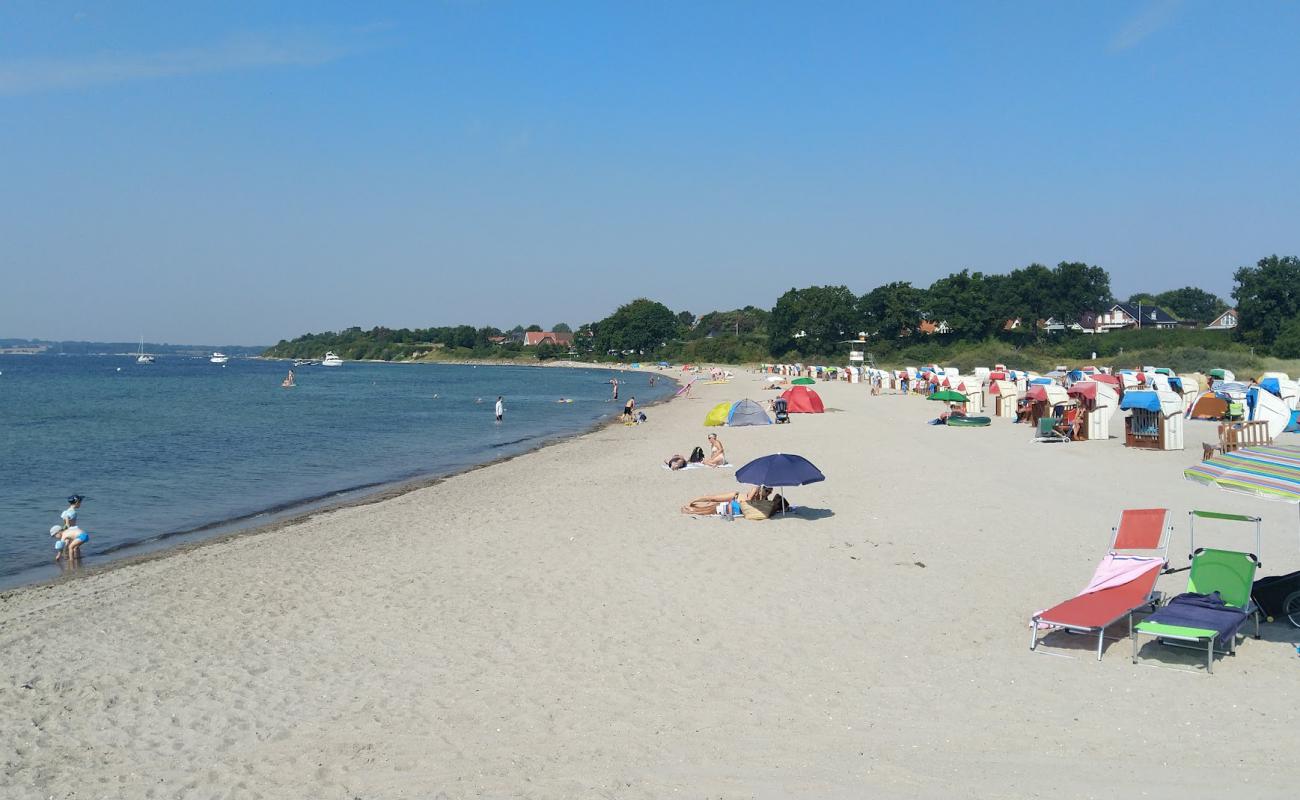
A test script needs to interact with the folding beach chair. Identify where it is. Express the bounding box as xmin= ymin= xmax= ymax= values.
xmin=1033 ymin=416 xmax=1068 ymax=443
xmin=1131 ymin=548 xmax=1260 ymax=673
xmin=1109 ymin=508 xmax=1172 ymax=562
xmin=1029 ymin=508 xmax=1172 ymax=660
xmin=1131 ymin=511 xmax=1262 ymax=674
